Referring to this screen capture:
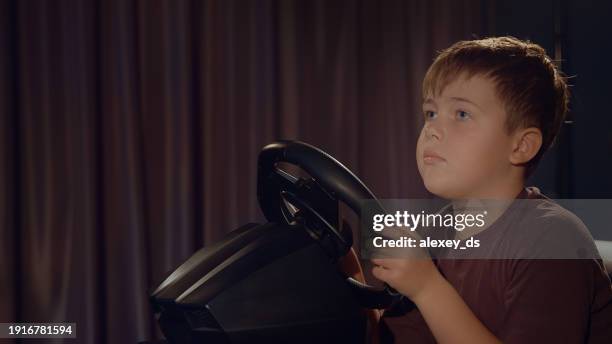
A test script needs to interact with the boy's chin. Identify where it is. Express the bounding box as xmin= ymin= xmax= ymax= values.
xmin=422 ymin=178 xmax=465 ymax=200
